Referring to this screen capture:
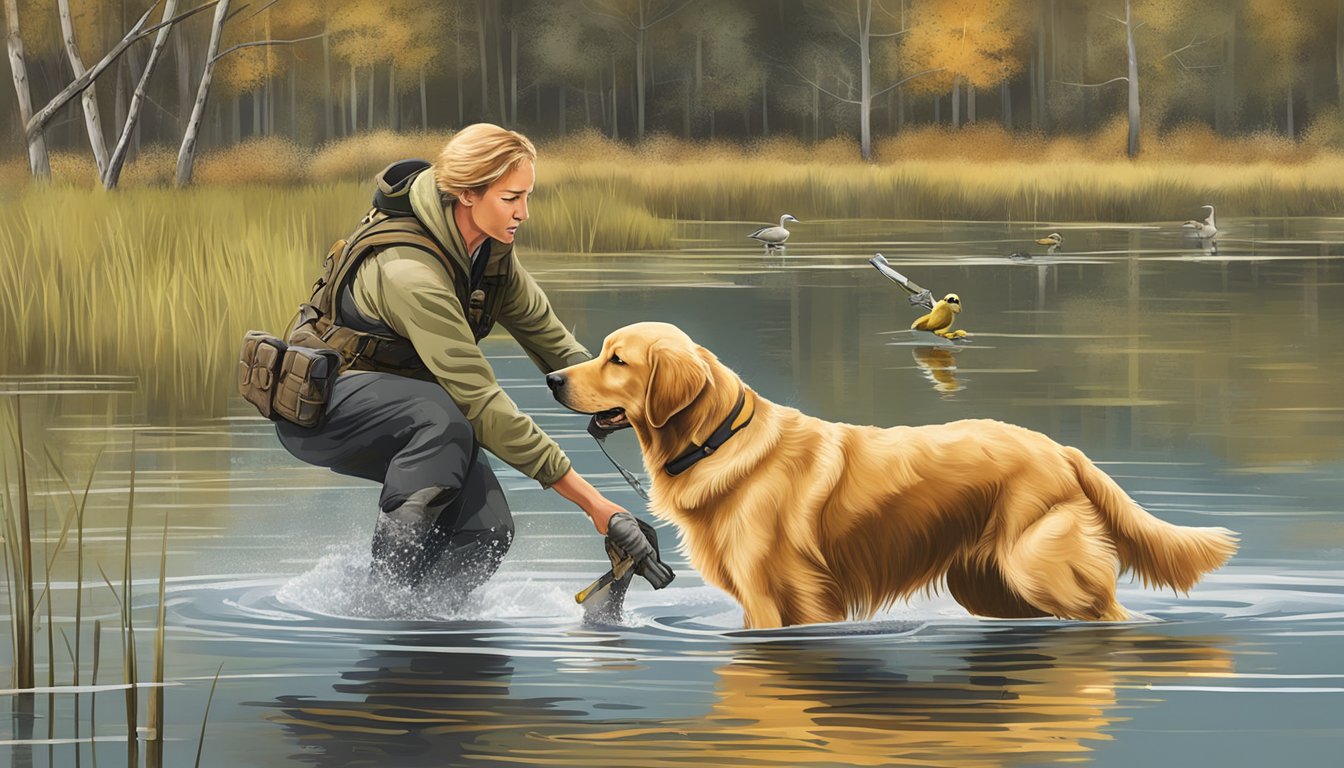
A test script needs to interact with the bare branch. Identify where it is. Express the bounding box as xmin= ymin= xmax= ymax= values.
xmin=871 ymin=67 xmax=944 ymax=98
xmin=789 ymin=65 xmax=861 ymax=105
xmin=1056 ymin=76 xmax=1129 ymax=88
xmin=581 ymin=0 xmax=636 ymax=31
xmin=646 ymin=0 xmax=695 ymax=29
xmin=242 ymin=0 xmax=279 ymax=22
xmin=212 ymin=31 xmax=328 ymax=63
xmin=25 ymin=1 xmax=223 ymax=142
xmin=869 ymin=28 xmax=911 ymax=38
xmin=833 ymin=19 xmax=859 ymax=46
xmin=1102 ymin=13 xmax=1126 ymax=25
